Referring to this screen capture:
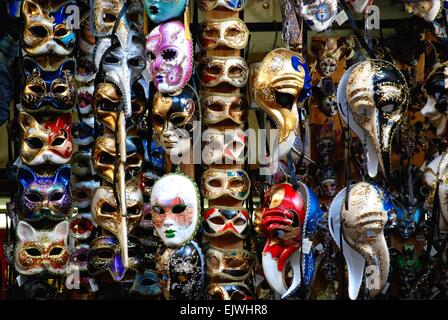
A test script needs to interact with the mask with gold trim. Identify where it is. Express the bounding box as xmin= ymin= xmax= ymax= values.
xmin=204 ymin=282 xmax=254 ymax=300
xmin=69 ymin=212 xmax=97 ymax=240
xmin=197 ymin=0 xmax=248 ymax=11
xmin=199 ymin=17 xmax=249 ymax=50
xmin=202 ymin=207 xmax=250 ymax=239
xmin=202 ymin=127 xmax=246 ymax=165
xmin=206 ymin=245 xmax=255 ymax=281
xmin=198 ymin=56 xmax=249 ymax=88
xmin=202 ymin=93 xmax=248 ymax=125
xmin=404 ymin=0 xmax=441 ymax=22
xmin=72 ymin=180 xmax=100 ymax=209
xmin=201 ymin=168 xmax=251 ymax=201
